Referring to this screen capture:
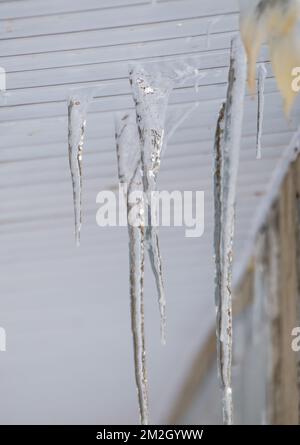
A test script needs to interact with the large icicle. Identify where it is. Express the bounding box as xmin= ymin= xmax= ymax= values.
xmin=129 ymin=63 xmax=202 ymax=344
xmin=213 ymin=37 xmax=247 ymax=425
xmin=256 ymin=63 xmax=267 ymax=160
xmin=252 ymin=231 xmax=267 ymax=344
xmin=214 ymin=101 xmax=226 ymax=369
xmin=129 ymin=67 xmax=171 ymax=345
xmin=68 ymin=89 xmax=94 ymax=246
xmin=115 ymin=113 xmax=149 ymax=425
